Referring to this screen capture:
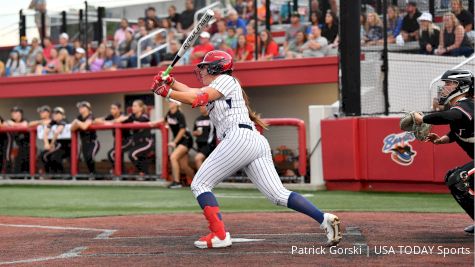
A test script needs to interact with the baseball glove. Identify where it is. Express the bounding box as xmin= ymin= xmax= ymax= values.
xmin=400 ymin=112 xmax=432 ymax=141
